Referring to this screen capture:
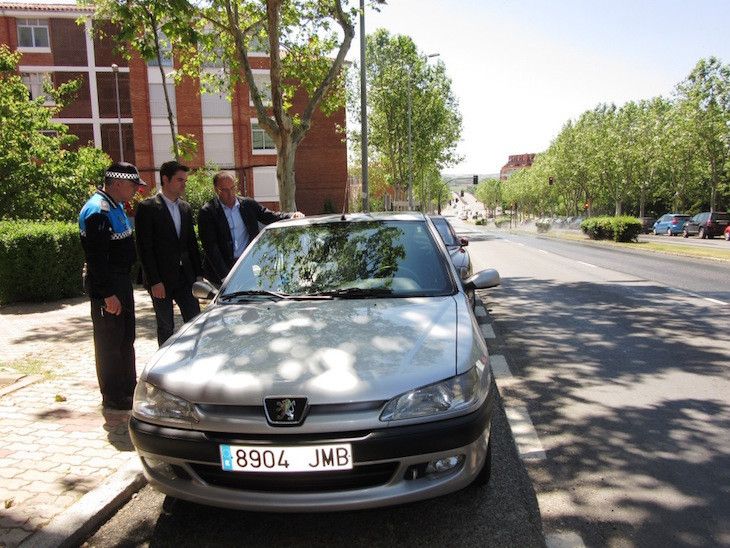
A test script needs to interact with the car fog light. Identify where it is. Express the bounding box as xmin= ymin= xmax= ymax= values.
xmin=425 ymin=454 xmax=465 ymax=475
